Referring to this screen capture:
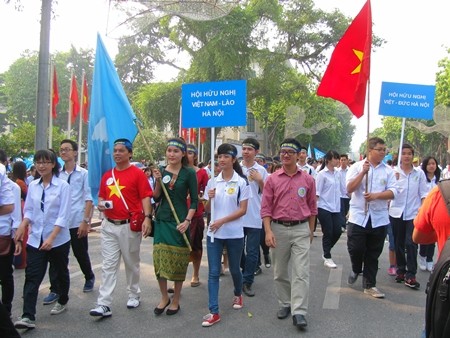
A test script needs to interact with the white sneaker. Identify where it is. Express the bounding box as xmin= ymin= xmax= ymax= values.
xmin=364 ymin=287 xmax=385 ymax=298
xmin=14 ymin=316 xmax=36 ymax=329
xmin=323 ymin=257 xmax=337 ymax=268
xmin=418 ymin=255 xmax=427 ymax=271
xmin=127 ymin=297 xmax=140 ymax=309
xmin=89 ymin=305 xmax=112 ymax=317
xmin=427 ymin=262 xmax=434 ymax=272
xmin=50 ymin=303 xmax=66 ymax=315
